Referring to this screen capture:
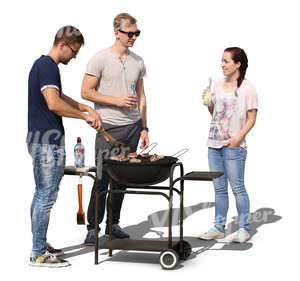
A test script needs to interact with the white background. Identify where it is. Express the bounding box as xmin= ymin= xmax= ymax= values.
xmin=1 ymin=0 xmax=299 ymax=279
